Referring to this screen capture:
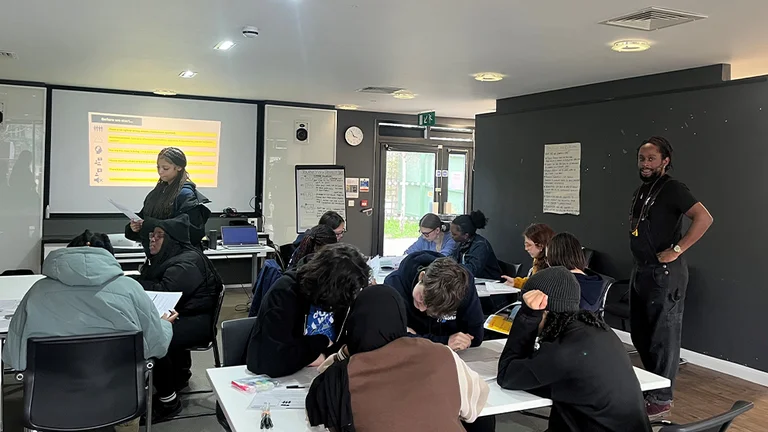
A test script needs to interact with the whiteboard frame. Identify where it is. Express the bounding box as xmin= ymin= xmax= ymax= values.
xmin=294 ymin=164 xmax=347 ymax=234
